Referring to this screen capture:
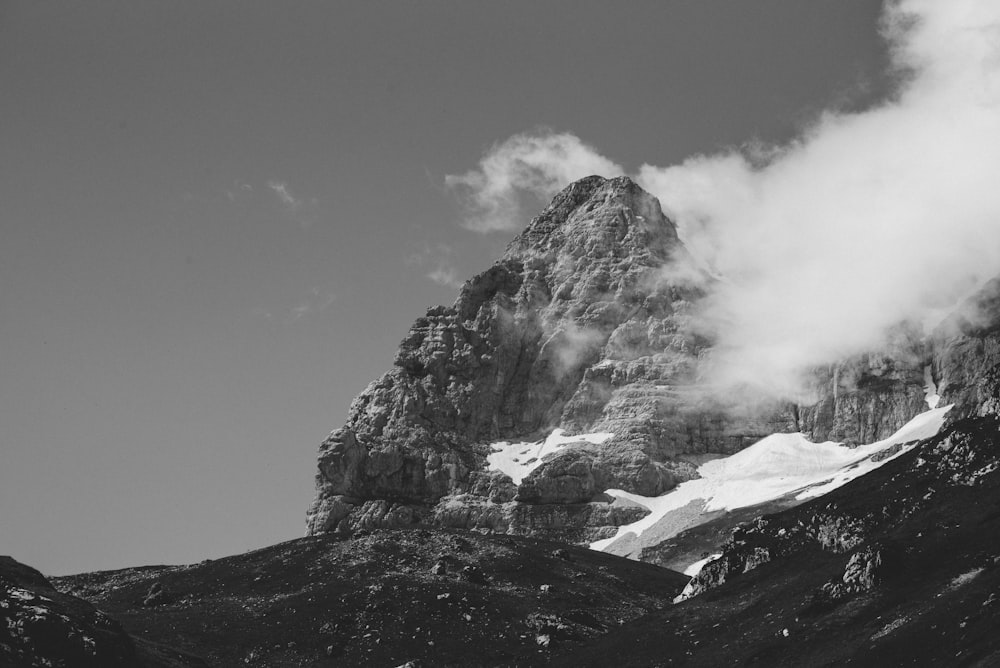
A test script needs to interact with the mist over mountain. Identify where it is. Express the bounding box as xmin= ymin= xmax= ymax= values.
xmin=448 ymin=0 xmax=1000 ymax=402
